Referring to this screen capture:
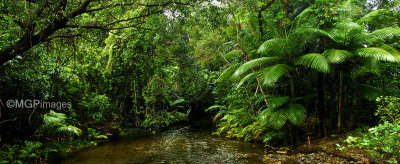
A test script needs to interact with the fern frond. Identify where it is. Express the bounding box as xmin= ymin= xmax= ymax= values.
xmin=57 ymin=125 xmax=82 ymax=137
xmin=296 ymin=53 xmax=330 ymax=73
